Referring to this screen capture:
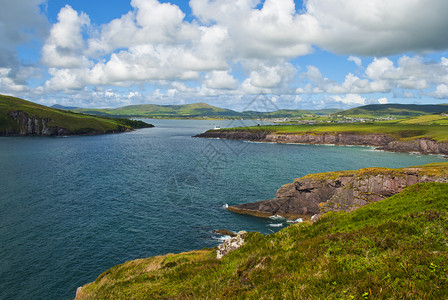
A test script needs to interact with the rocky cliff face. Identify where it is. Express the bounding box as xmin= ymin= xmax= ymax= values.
xmin=2 ymin=111 xmax=131 ymax=136
xmin=4 ymin=111 xmax=72 ymax=136
xmin=264 ymin=132 xmax=395 ymax=146
xmin=380 ymin=138 xmax=448 ymax=155
xmin=195 ymin=130 xmax=448 ymax=155
xmin=227 ymin=165 xmax=448 ymax=220
xmin=195 ymin=130 xmax=270 ymax=141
